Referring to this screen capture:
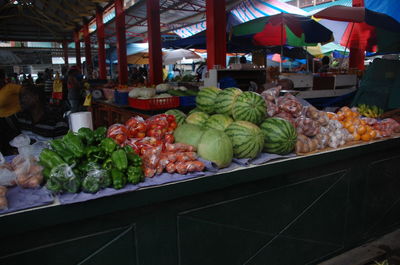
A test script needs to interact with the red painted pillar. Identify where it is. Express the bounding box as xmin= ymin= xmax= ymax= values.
xmin=74 ymin=30 xmax=81 ymax=69
xmin=349 ymin=0 xmax=365 ymax=70
xmin=147 ymin=0 xmax=163 ymax=85
xmin=206 ymin=0 xmax=227 ymax=69
xmin=83 ymin=23 xmax=93 ymax=77
xmin=115 ymin=0 xmax=128 ymax=85
xmin=96 ymin=7 xmax=107 ymax=80
xmin=62 ymin=40 xmax=69 ymax=67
